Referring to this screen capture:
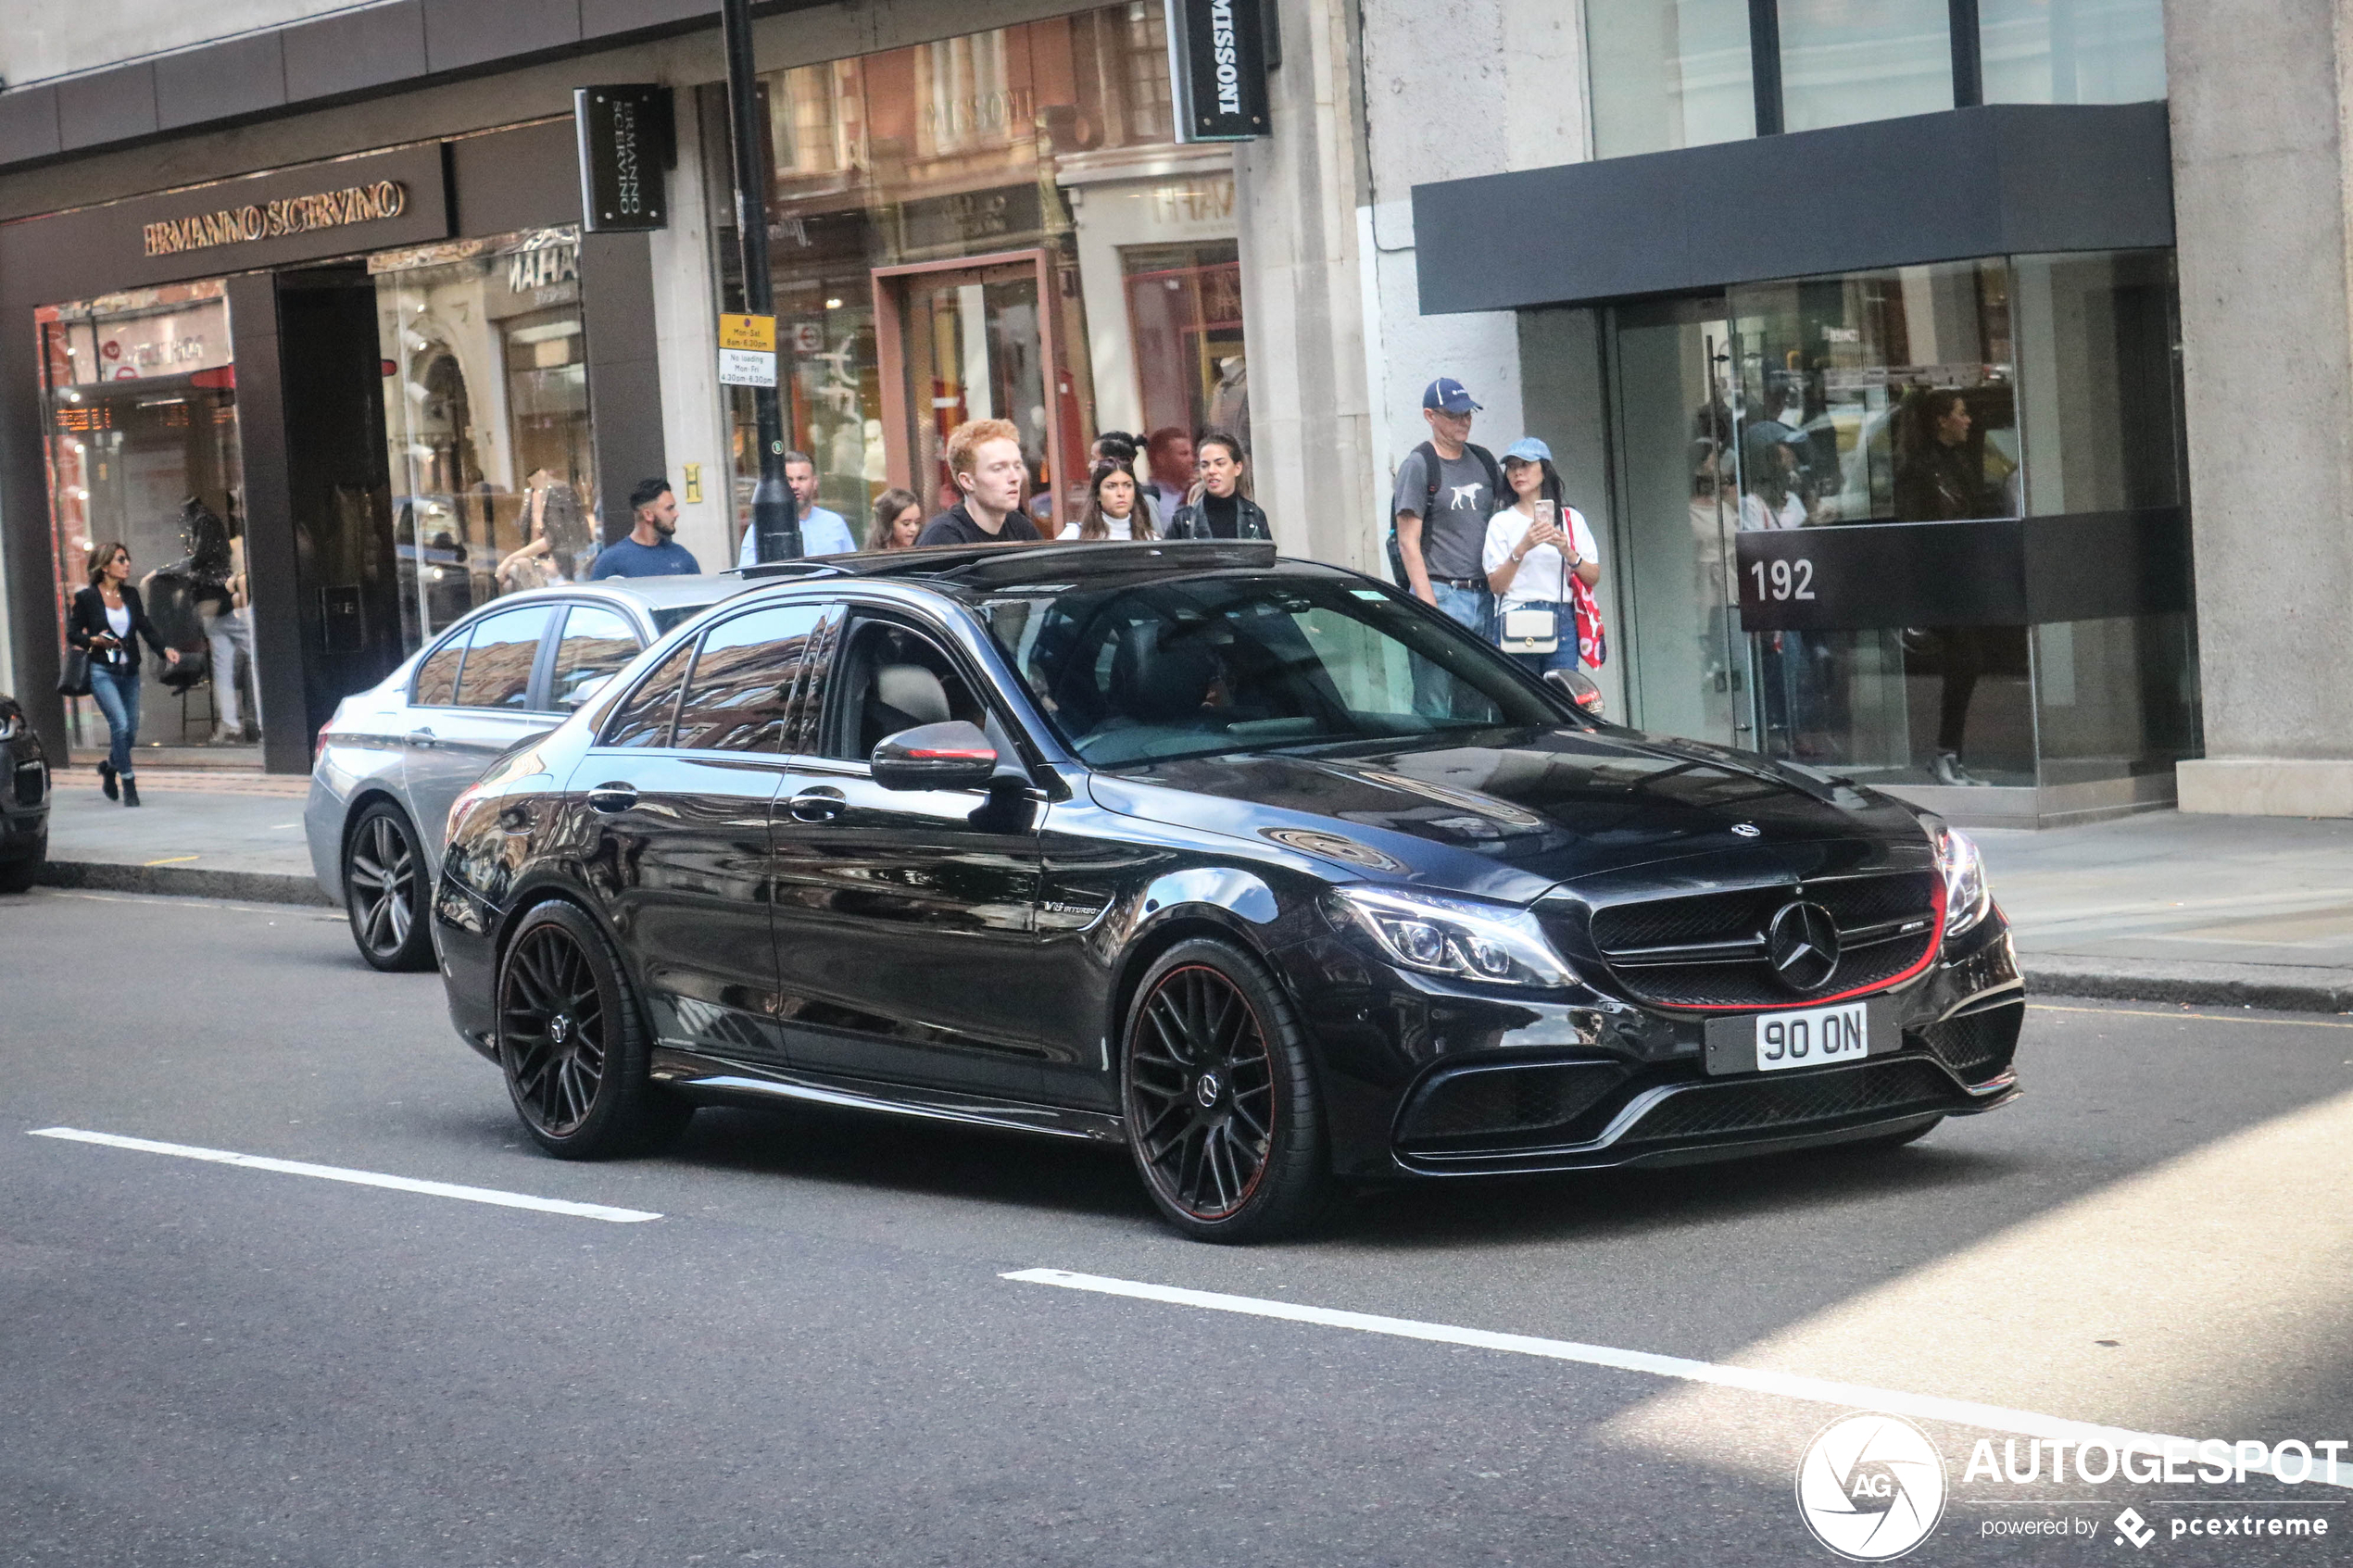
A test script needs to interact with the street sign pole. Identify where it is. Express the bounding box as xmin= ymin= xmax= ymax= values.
xmin=721 ymin=0 xmax=799 ymax=561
